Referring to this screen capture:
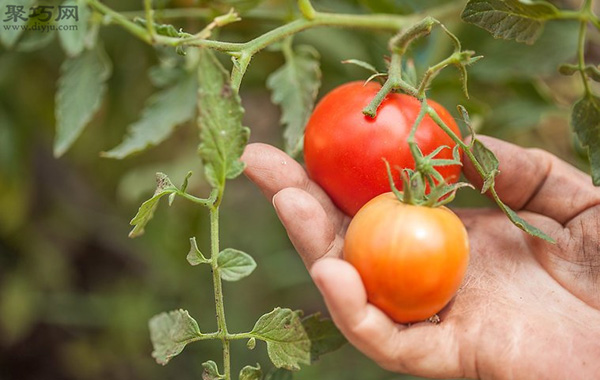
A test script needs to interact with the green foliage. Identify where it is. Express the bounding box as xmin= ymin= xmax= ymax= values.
xmin=149 ymin=309 xmax=202 ymax=365
xmin=188 ymin=237 xmax=209 ymax=265
xmin=0 ymin=0 xmax=36 ymax=48
xmin=462 ymin=0 xmax=559 ymax=44
xmin=203 ymin=361 xmax=225 ymax=379
xmin=103 ymin=69 xmax=199 ymax=159
xmin=217 ymin=248 xmax=257 ymax=281
xmin=197 ymin=49 xmax=250 ymax=189
xmin=248 ymin=308 xmax=345 ymax=371
xmin=58 ymin=0 xmax=93 ymax=57
xmin=54 ymin=47 xmax=112 ymax=157
xmin=267 ymin=44 xmax=321 ymax=158
xmin=129 ymin=173 xmax=178 ymax=238
xmin=239 ymin=364 xmax=262 ymax=380
xmin=572 ymin=95 xmax=600 ymax=185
